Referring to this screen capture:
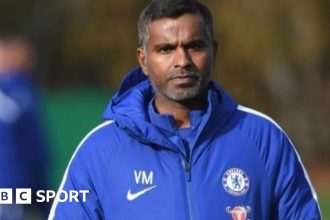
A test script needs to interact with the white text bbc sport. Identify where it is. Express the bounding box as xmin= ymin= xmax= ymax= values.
xmin=0 ymin=188 xmax=89 ymax=204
